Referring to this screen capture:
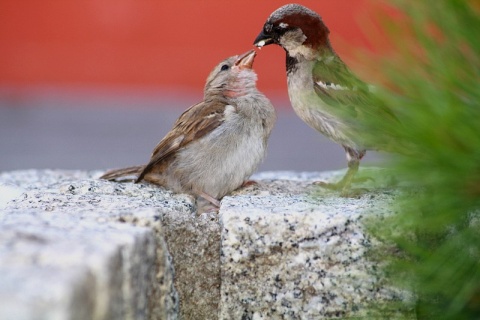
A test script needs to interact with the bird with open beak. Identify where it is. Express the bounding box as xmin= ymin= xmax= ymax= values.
xmin=254 ymin=4 xmax=398 ymax=196
xmin=100 ymin=50 xmax=276 ymax=207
